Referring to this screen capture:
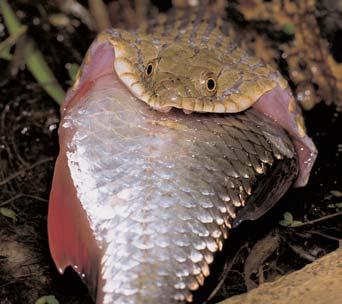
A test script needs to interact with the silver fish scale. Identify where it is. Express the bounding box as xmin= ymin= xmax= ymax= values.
xmin=61 ymin=75 xmax=295 ymax=303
